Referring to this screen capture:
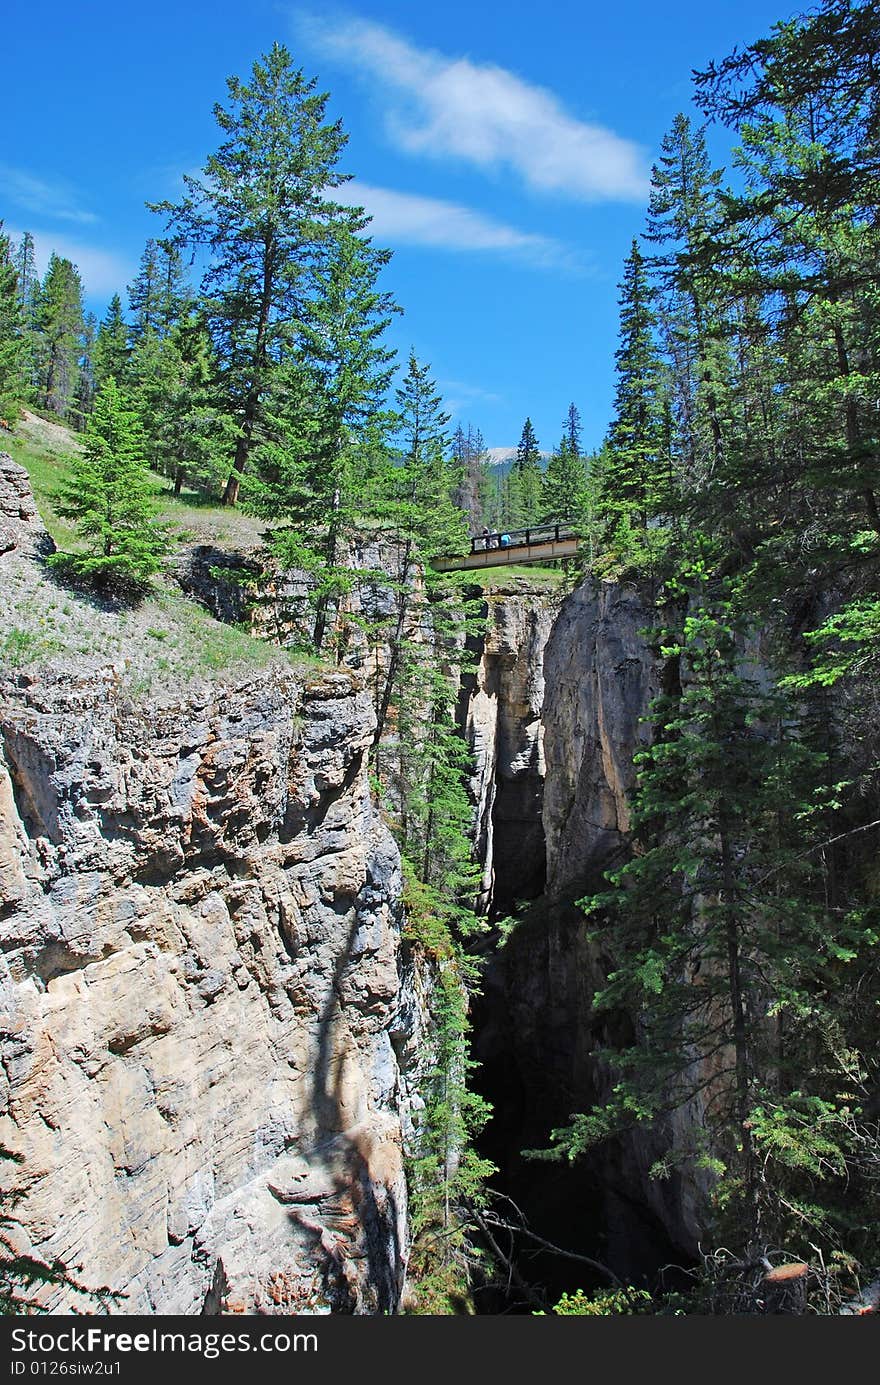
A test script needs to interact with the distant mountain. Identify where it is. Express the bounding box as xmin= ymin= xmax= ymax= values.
xmin=482 ymin=446 xmax=550 ymax=471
